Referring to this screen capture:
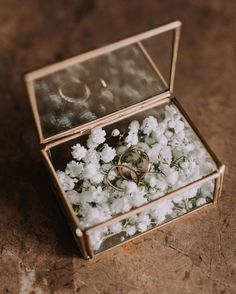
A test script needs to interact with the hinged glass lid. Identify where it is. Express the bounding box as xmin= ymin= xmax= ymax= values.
xmin=25 ymin=21 xmax=181 ymax=144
